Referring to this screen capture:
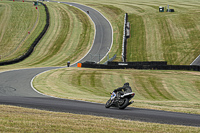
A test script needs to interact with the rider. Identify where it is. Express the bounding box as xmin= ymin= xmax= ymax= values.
xmin=67 ymin=61 xmax=70 ymax=67
xmin=113 ymin=82 xmax=132 ymax=99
